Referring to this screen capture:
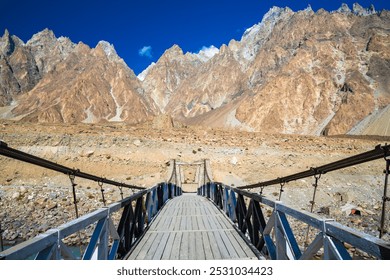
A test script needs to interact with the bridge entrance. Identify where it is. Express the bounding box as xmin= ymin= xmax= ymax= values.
xmin=168 ymin=159 xmax=212 ymax=193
